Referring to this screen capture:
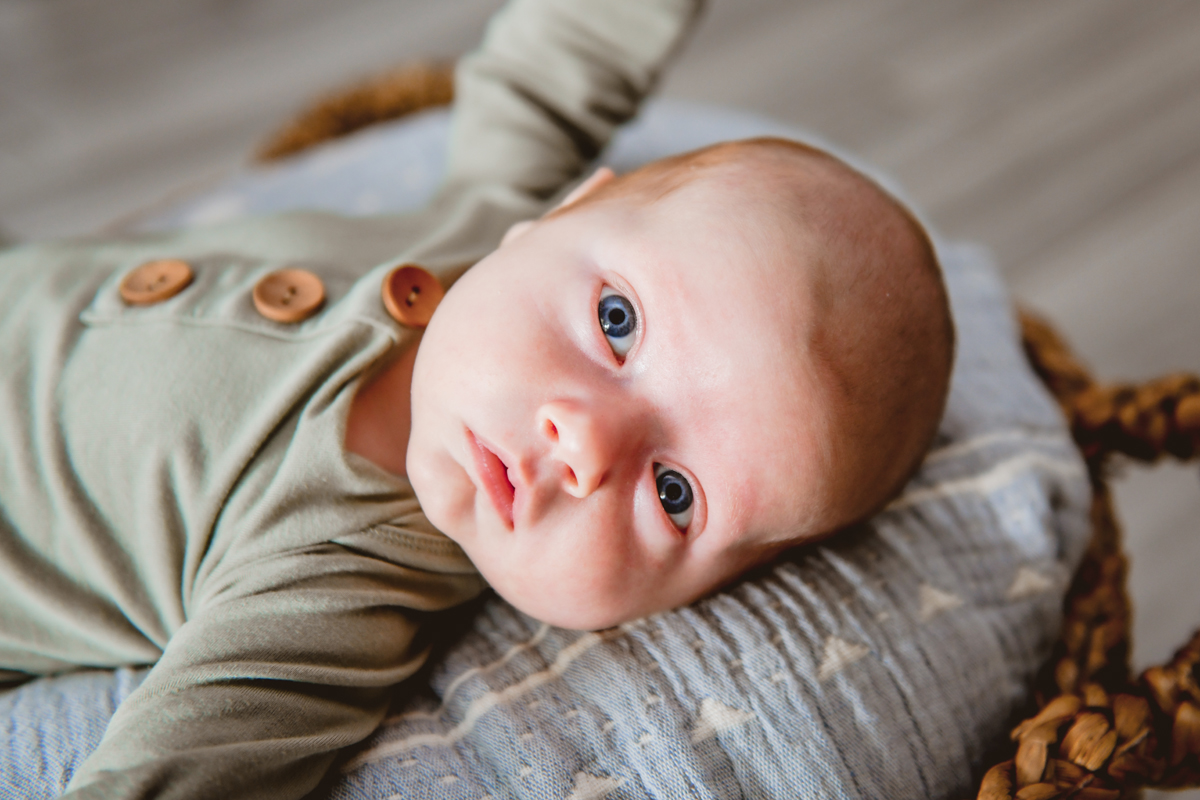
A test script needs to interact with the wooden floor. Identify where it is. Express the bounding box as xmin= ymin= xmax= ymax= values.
xmin=2 ymin=1 xmax=1198 ymax=791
